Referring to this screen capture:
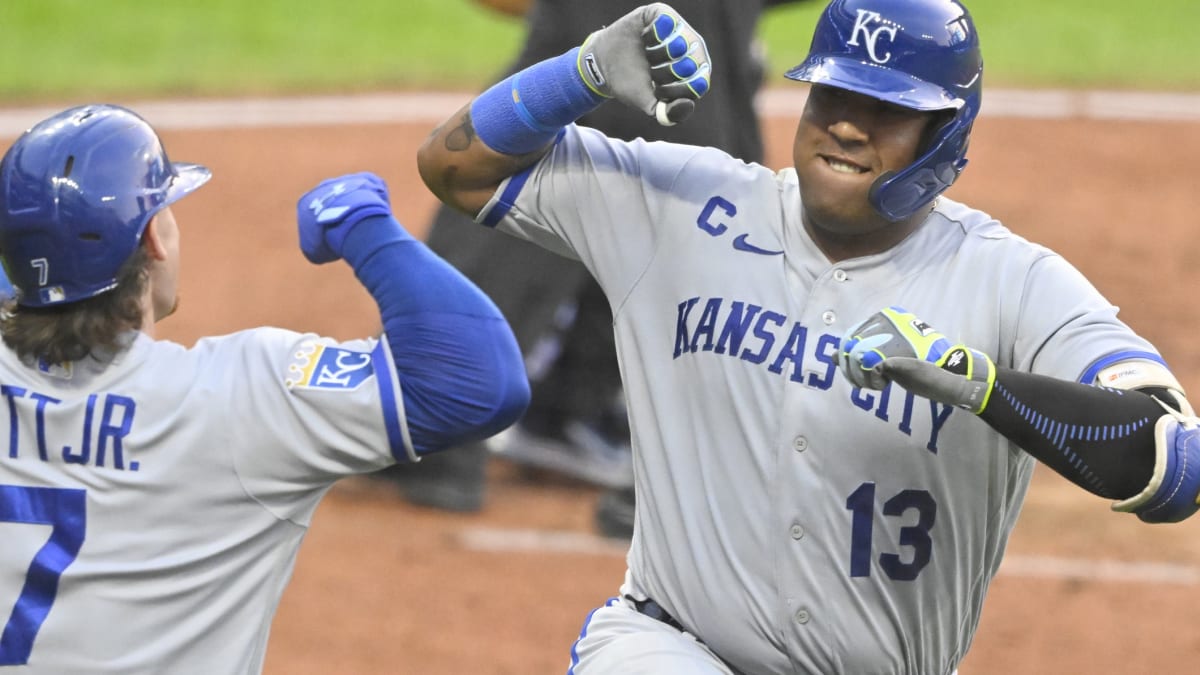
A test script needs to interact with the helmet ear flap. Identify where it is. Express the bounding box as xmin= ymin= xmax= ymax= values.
xmin=868 ymin=101 xmax=976 ymax=221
